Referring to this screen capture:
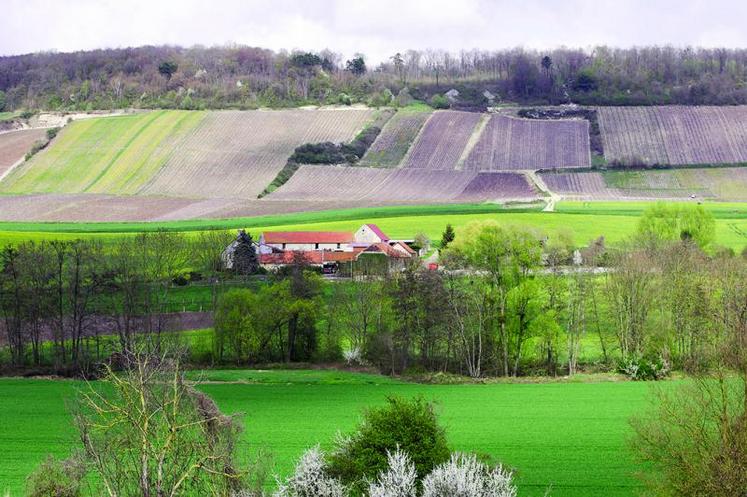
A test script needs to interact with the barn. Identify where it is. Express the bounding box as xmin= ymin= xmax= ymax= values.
xmin=247 ymin=224 xmax=416 ymax=273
